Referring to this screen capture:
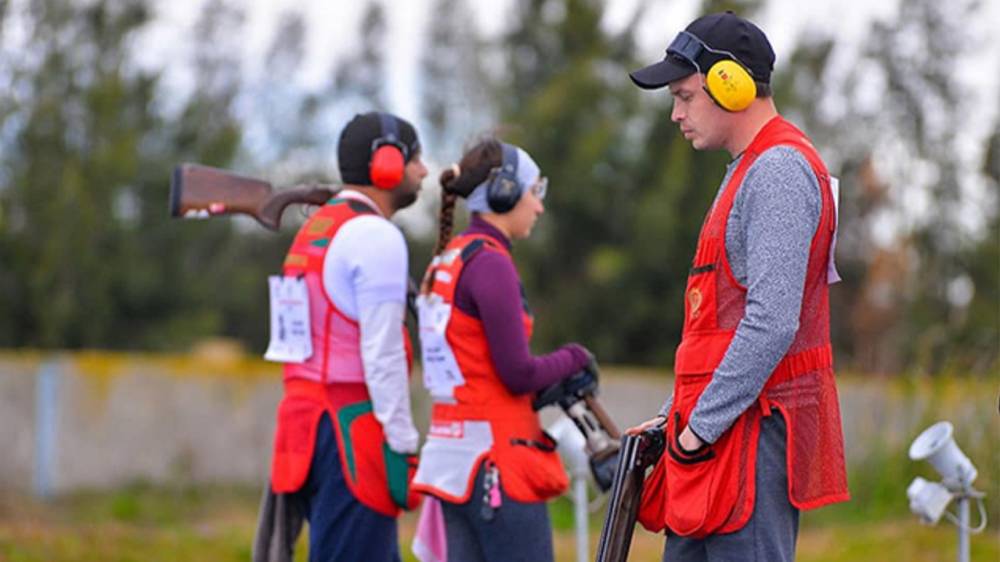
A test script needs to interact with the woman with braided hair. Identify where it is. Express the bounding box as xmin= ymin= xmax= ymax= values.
xmin=410 ymin=139 xmax=593 ymax=561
